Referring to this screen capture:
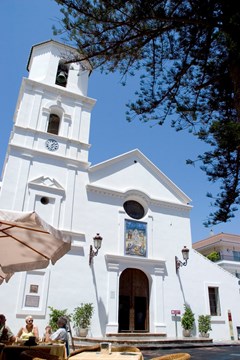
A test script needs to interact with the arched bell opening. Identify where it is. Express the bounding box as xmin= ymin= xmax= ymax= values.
xmin=55 ymin=60 xmax=69 ymax=87
xmin=47 ymin=113 xmax=60 ymax=135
